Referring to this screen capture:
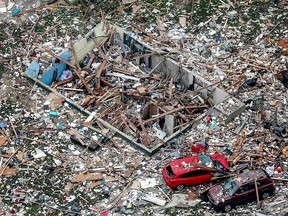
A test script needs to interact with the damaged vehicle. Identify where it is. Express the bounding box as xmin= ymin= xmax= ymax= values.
xmin=162 ymin=153 xmax=229 ymax=190
xmin=191 ymin=141 xmax=208 ymax=153
xmin=207 ymin=169 xmax=275 ymax=212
